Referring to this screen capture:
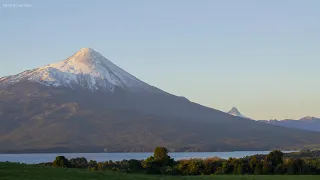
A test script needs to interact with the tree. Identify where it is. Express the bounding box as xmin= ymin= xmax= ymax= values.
xmin=176 ymin=160 xmax=190 ymax=175
xmin=215 ymin=167 xmax=224 ymax=175
xmin=153 ymin=147 xmax=174 ymax=166
xmin=160 ymin=166 xmax=179 ymax=175
xmin=274 ymin=164 xmax=284 ymax=174
xmin=128 ymin=159 xmax=143 ymax=172
xmin=203 ymin=158 xmax=220 ymax=175
xmin=97 ymin=162 xmax=105 ymax=171
xmin=249 ymin=156 xmax=258 ymax=173
xmin=262 ymin=161 xmax=273 ymax=174
xmin=222 ymin=158 xmax=237 ymax=174
xmin=88 ymin=160 xmax=97 ymax=170
xmin=143 ymin=156 xmax=161 ymax=174
xmin=286 ymin=158 xmax=305 ymax=174
xmin=69 ymin=157 xmax=88 ymax=168
xmin=88 ymin=160 xmax=97 ymax=166
xmin=235 ymin=164 xmax=244 ymax=174
xmin=293 ymin=158 xmax=304 ymax=174
xmin=187 ymin=160 xmax=204 ymax=175
xmin=154 ymin=147 xmax=169 ymax=163
xmin=254 ymin=164 xmax=262 ymax=175
xmin=266 ymin=150 xmax=284 ymax=167
xmin=53 ymin=156 xmax=70 ymax=168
